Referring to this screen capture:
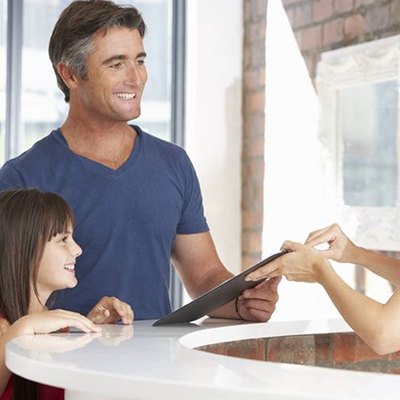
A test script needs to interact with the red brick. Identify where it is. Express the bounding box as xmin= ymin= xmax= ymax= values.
xmin=294 ymin=30 xmax=303 ymax=47
xmin=250 ymin=40 xmax=266 ymax=67
xmin=245 ymin=90 xmax=265 ymax=114
xmin=242 ymin=231 xmax=262 ymax=254
xmin=244 ymin=69 xmax=261 ymax=91
xmin=302 ymin=25 xmax=322 ymax=50
xmin=285 ymin=7 xmax=296 ymax=26
xmin=243 ymin=114 xmax=265 ymax=138
xmin=242 ymin=209 xmax=264 ymax=229
xmin=334 ymin=0 xmax=354 ymax=13
xmin=323 ymin=18 xmax=344 ymax=46
xmin=242 ymin=253 xmax=262 ymax=270
xmin=242 ymin=182 xmax=264 ymax=211
xmin=366 ymin=6 xmax=390 ymax=33
xmin=354 ymin=336 xmax=387 ymax=363
xmin=225 ymin=339 xmax=266 ymax=361
xmin=390 ymin=1 xmax=400 ymax=26
xmin=292 ymin=2 xmax=313 ymax=29
xmin=387 ymin=367 xmax=400 ymax=375
xmin=244 ymin=135 xmax=265 ymax=158
xmin=344 ymin=14 xmax=367 ymax=40
xmin=313 ymin=0 xmax=334 ymax=22
xmin=354 ymin=0 xmax=375 ymax=7
xmin=243 ymin=158 xmax=265 ymax=183
xmin=282 ymin=0 xmax=300 ymax=6
xmin=267 ymin=336 xmax=315 ymax=365
xmin=315 ymin=334 xmax=331 ymax=366
xmin=332 ymin=333 xmax=356 ymax=365
xmin=388 ymin=350 xmax=400 ymax=361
